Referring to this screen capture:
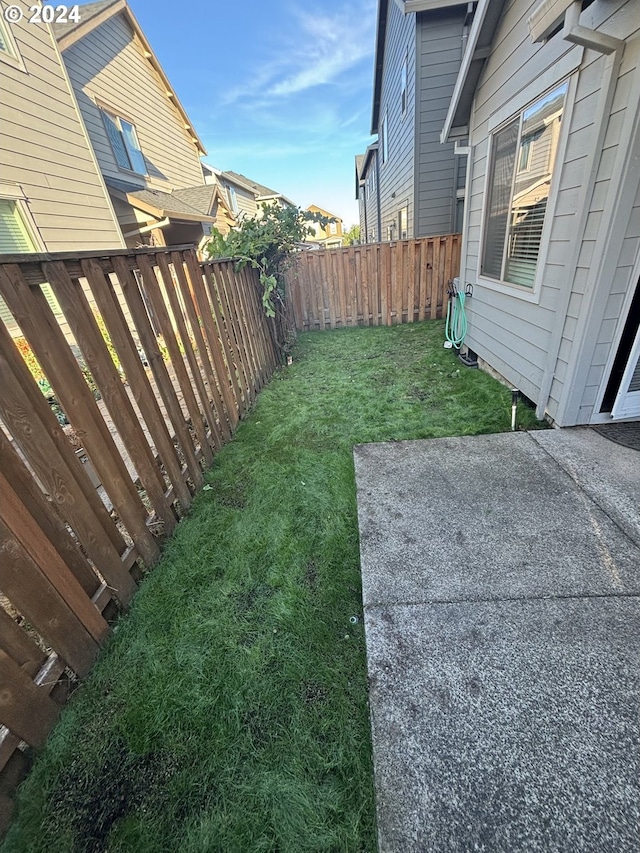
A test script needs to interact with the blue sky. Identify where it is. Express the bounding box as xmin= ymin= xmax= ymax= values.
xmin=127 ymin=0 xmax=378 ymax=226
